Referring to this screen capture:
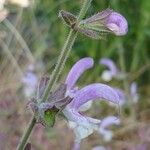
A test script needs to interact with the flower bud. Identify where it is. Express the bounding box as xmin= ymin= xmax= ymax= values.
xmin=105 ymin=12 xmax=128 ymax=36
xmin=79 ymin=8 xmax=128 ymax=38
